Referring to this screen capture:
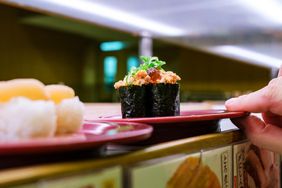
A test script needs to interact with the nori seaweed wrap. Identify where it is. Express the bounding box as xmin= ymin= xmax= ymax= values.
xmin=114 ymin=56 xmax=181 ymax=118
xmin=146 ymin=83 xmax=180 ymax=117
xmin=119 ymin=85 xmax=146 ymax=118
